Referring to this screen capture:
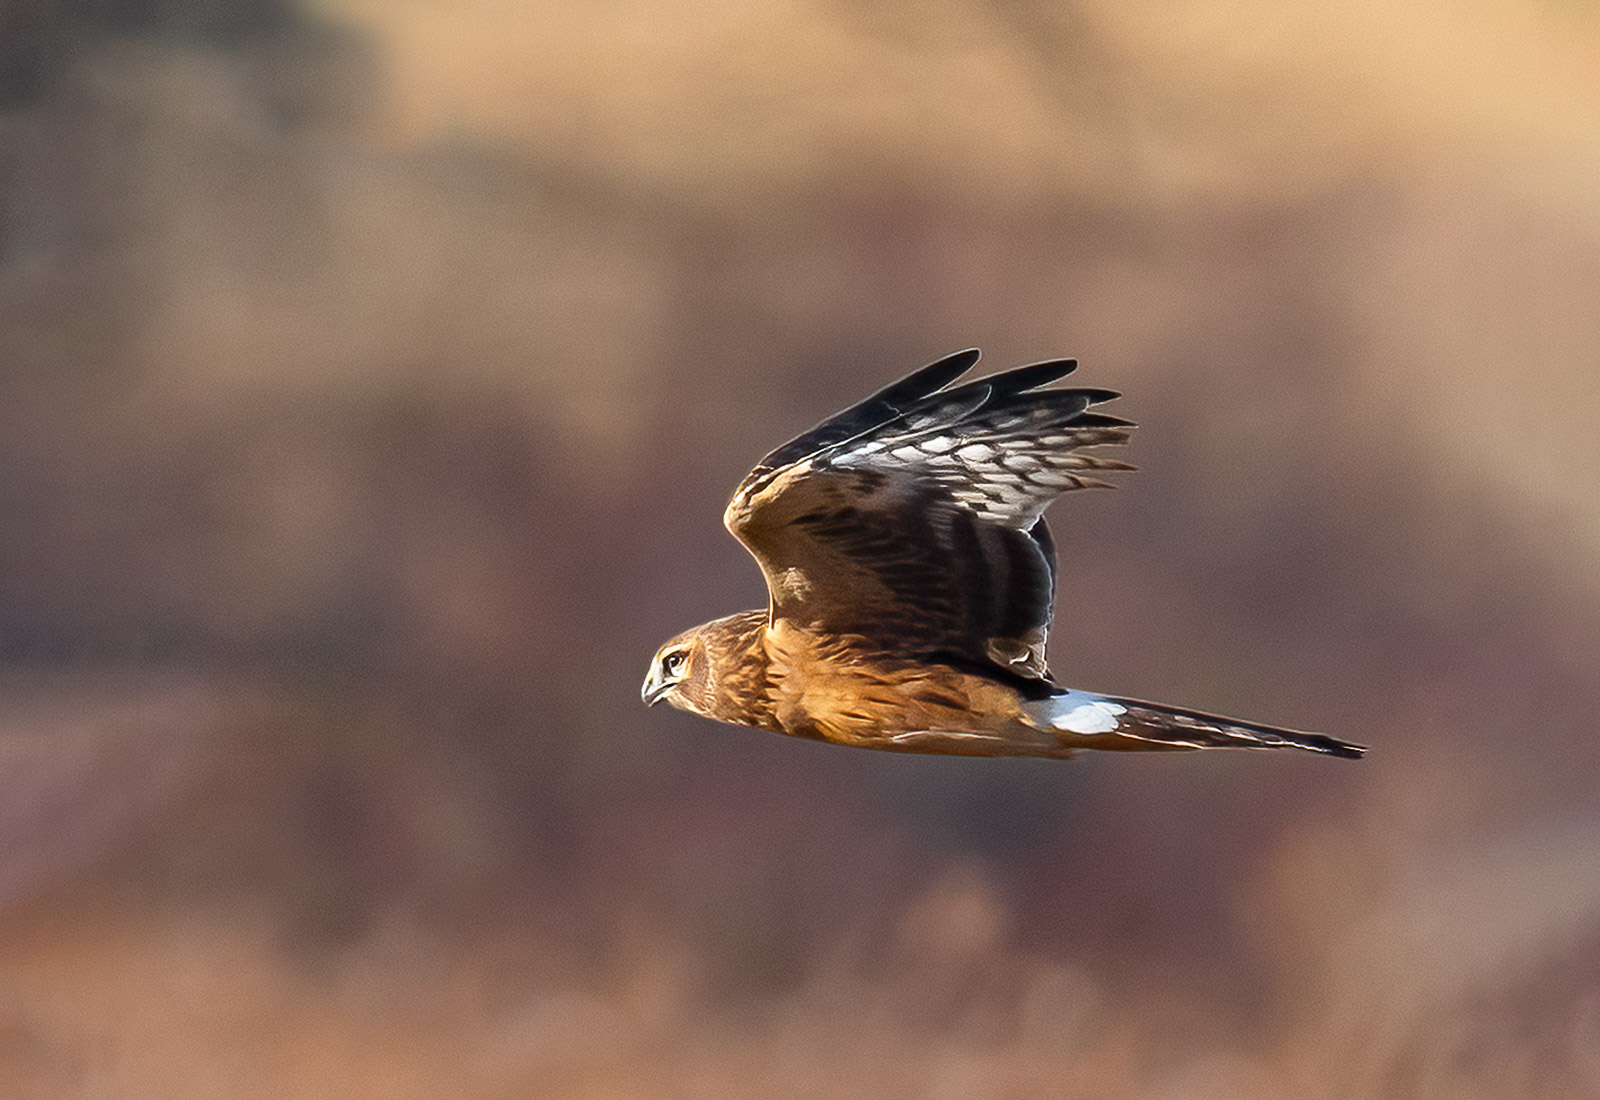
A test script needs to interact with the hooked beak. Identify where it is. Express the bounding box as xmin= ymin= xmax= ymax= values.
xmin=641 ymin=668 xmax=672 ymax=707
